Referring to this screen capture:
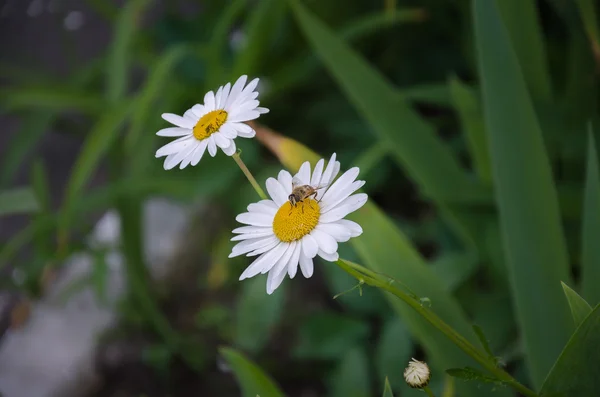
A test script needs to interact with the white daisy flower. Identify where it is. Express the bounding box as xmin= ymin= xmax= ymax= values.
xmin=229 ymin=153 xmax=368 ymax=294
xmin=155 ymin=75 xmax=269 ymax=170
